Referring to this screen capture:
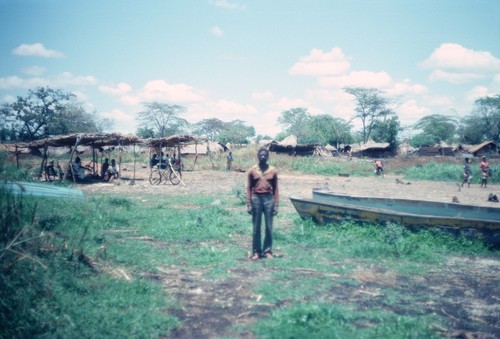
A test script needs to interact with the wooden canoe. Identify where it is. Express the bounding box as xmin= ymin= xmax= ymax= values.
xmin=290 ymin=190 xmax=500 ymax=247
xmin=2 ymin=181 xmax=84 ymax=199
